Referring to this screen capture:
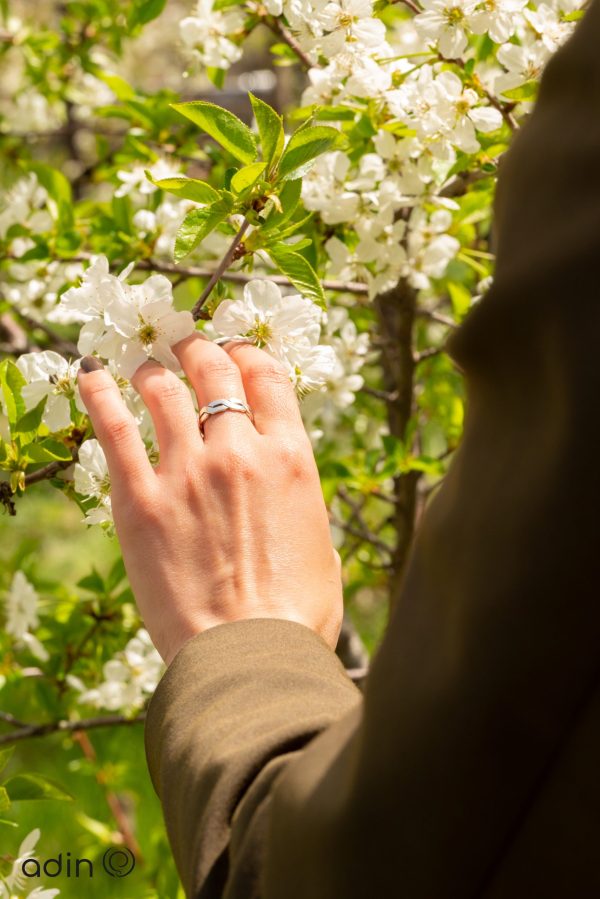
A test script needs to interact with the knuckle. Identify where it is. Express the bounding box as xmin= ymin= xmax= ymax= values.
xmin=144 ymin=376 xmax=188 ymax=407
xmin=273 ymin=438 xmax=314 ymax=480
xmin=200 ymin=354 xmax=238 ymax=383
xmin=102 ymin=416 xmax=133 ymax=447
xmin=244 ymin=358 xmax=291 ymax=390
xmin=214 ymin=445 xmax=257 ymax=482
